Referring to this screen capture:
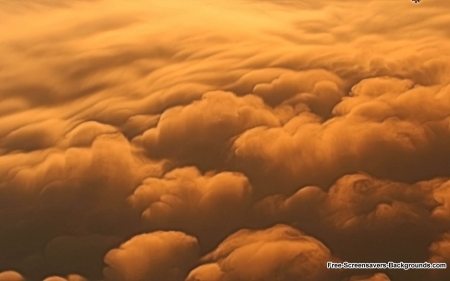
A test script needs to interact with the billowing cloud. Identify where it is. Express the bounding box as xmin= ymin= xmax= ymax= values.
xmin=0 ymin=271 xmax=25 ymax=281
xmin=136 ymin=91 xmax=280 ymax=170
xmin=103 ymin=231 xmax=199 ymax=281
xmin=230 ymin=79 xmax=450 ymax=196
xmin=186 ymin=224 xmax=341 ymax=281
xmin=43 ymin=275 xmax=88 ymax=281
xmin=254 ymin=174 xmax=450 ymax=281
xmin=0 ymin=133 xmax=169 ymax=279
xmin=428 ymin=232 xmax=450 ymax=280
xmin=128 ymin=166 xmax=252 ymax=248
xmin=1 ymin=0 xmax=450 ymax=280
